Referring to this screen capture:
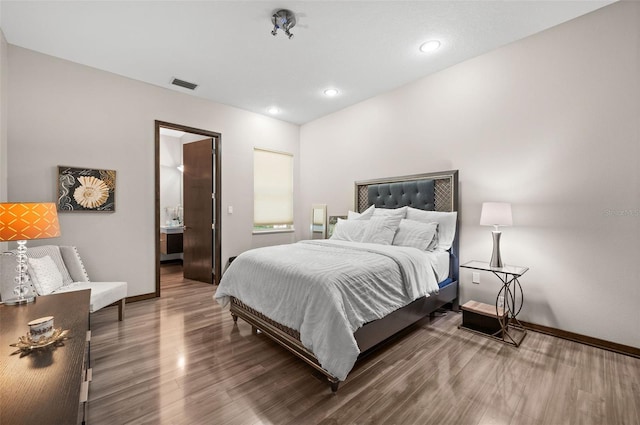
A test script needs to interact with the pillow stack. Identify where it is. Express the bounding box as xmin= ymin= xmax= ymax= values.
xmin=331 ymin=205 xmax=457 ymax=251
